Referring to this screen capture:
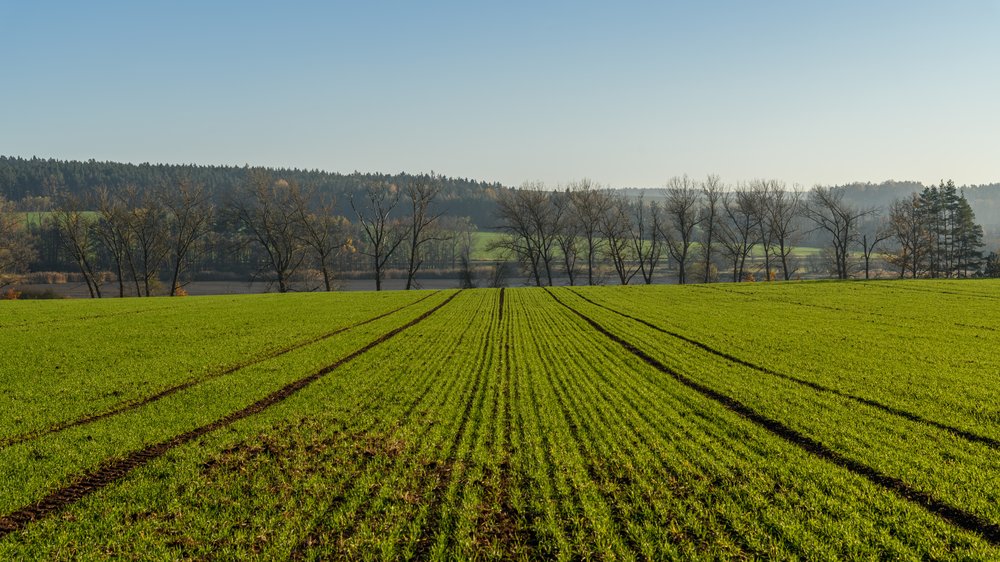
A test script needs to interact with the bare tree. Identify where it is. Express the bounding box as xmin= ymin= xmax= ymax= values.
xmin=523 ymin=183 xmax=562 ymax=286
xmin=352 ymin=181 xmax=406 ymax=291
xmin=553 ymin=190 xmax=580 ymax=285
xmin=750 ymin=179 xmax=777 ymax=280
xmin=569 ymin=179 xmax=610 ymax=285
xmin=440 ymin=215 xmax=479 ymax=289
xmin=859 ymin=214 xmax=892 ymax=280
xmin=294 ymin=189 xmax=350 ymax=292
xmin=230 ymin=171 xmax=307 ymax=293
xmin=491 ymin=184 xmax=561 ymax=286
xmin=802 ymin=186 xmax=874 ymax=280
xmin=491 ymin=189 xmax=542 ymax=286
xmin=164 ymin=179 xmax=214 ymax=296
xmin=0 ymin=195 xmax=35 ymax=289
xmin=126 ymin=186 xmax=171 ymax=297
xmin=662 ymin=176 xmax=702 ymax=284
xmin=403 ymin=178 xmax=446 ymax=290
xmin=95 ymin=187 xmax=135 ymax=297
xmin=51 ymin=193 xmax=103 ymax=298
xmin=631 ymin=196 xmax=664 ymax=284
xmin=765 ymin=185 xmax=803 ymax=281
xmin=699 ymin=175 xmax=724 ymax=283
xmin=885 ymin=194 xmax=931 ymax=278
xmin=718 ymin=186 xmax=760 ymax=282
xmin=600 ymin=193 xmax=639 ymax=285
xmin=442 ymin=215 xmax=476 ymax=270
